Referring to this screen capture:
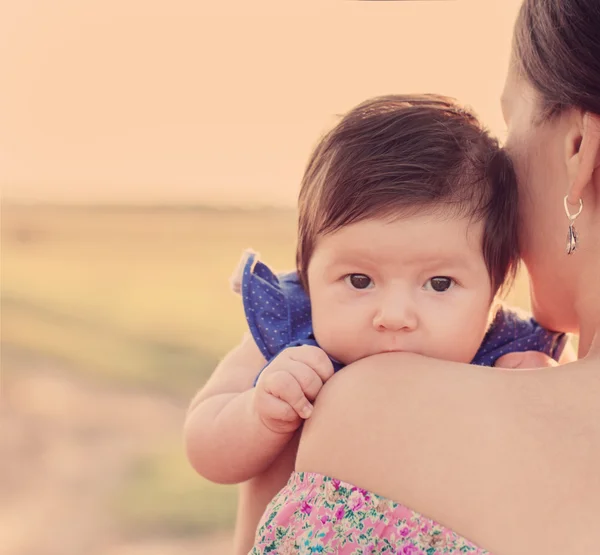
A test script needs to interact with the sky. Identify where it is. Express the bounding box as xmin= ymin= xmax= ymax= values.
xmin=1 ymin=0 xmax=524 ymax=207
